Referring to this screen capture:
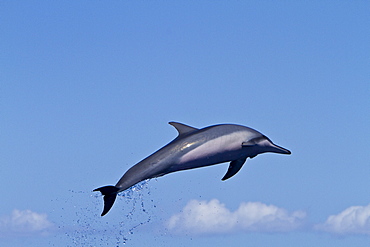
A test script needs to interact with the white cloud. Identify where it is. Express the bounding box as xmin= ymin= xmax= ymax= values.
xmin=166 ymin=199 xmax=306 ymax=234
xmin=315 ymin=204 xmax=370 ymax=235
xmin=0 ymin=209 xmax=54 ymax=237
